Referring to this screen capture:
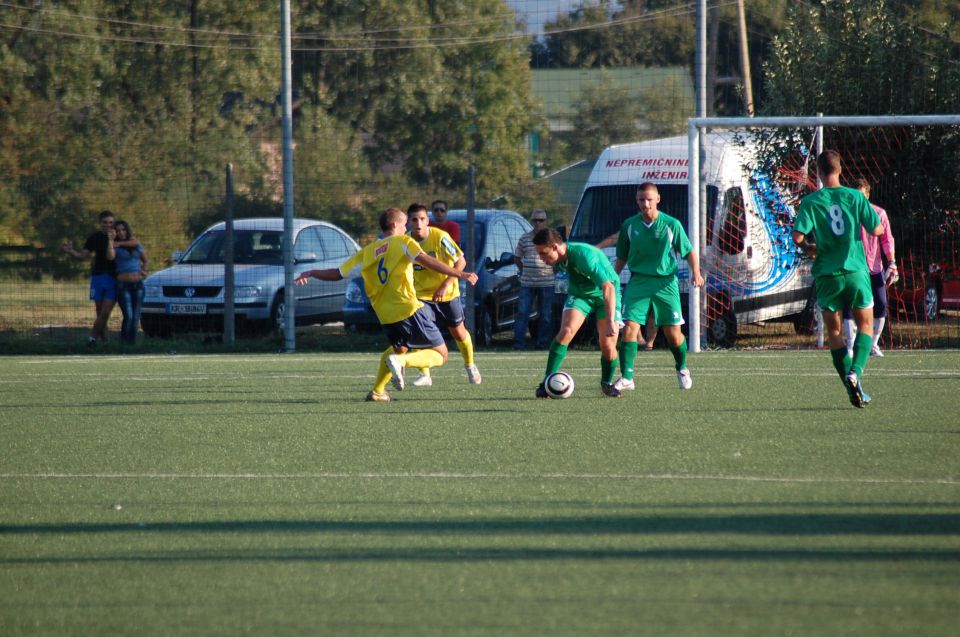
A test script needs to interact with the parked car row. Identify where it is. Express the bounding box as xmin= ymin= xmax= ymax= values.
xmin=139 ymin=211 xmax=543 ymax=343
xmin=141 ymin=218 xmax=359 ymax=337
